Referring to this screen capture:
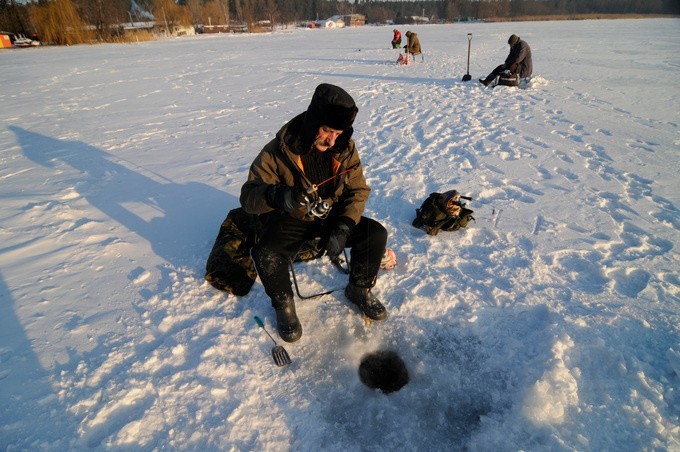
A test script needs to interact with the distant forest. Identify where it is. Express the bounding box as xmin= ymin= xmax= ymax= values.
xmin=2 ymin=0 xmax=679 ymax=45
